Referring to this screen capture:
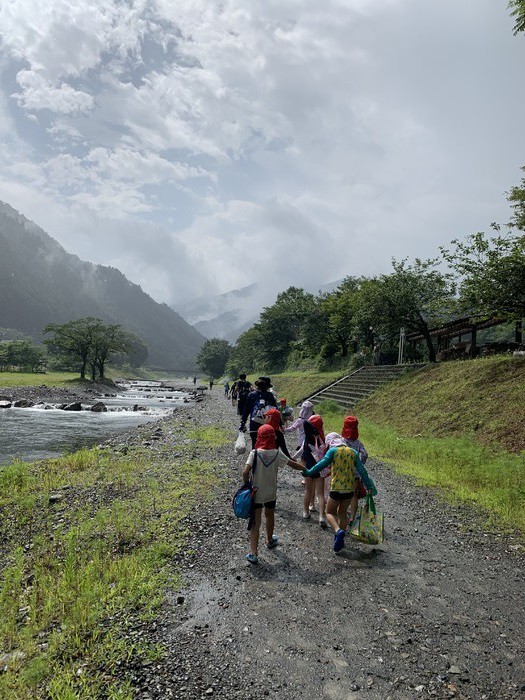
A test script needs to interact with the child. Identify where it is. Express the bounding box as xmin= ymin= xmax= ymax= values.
xmin=278 ymin=398 xmax=294 ymax=427
xmin=283 ymin=400 xmax=314 ymax=449
xmin=294 ymin=415 xmax=327 ymax=526
xmin=263 ymin=407 xmax=291 ymax=457
xmin=303 ymin=432 xmax=377 ymax=553
xmin=242 ymin=424 xmax=304 ymax=564
xmin=341 ymin=416 xmax=369 ymax=523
